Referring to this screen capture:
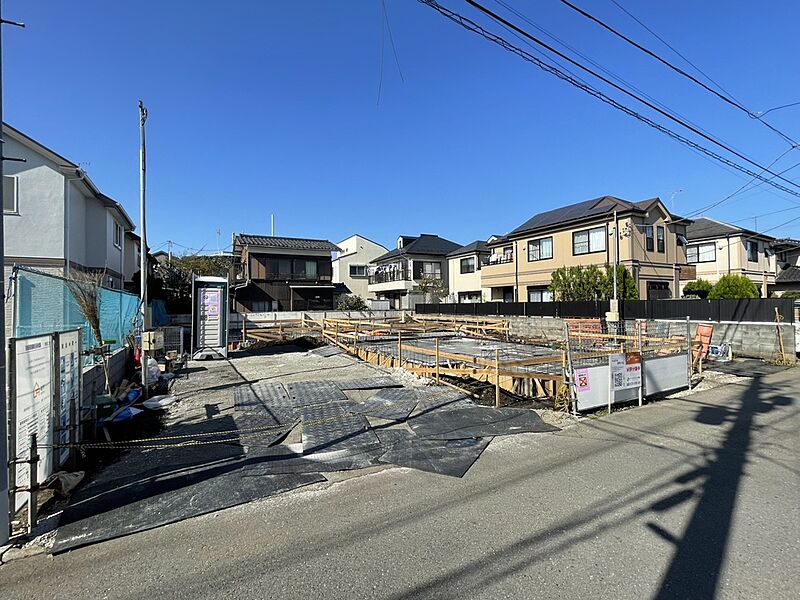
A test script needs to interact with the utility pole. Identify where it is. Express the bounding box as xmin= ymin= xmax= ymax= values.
xmin=138 ymin=100 xmax=149 ymax=397
xmin=0 ymin=0 xmax=25 ymax=546
xmin=613 ymin=209 xmax=619 ymax=303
